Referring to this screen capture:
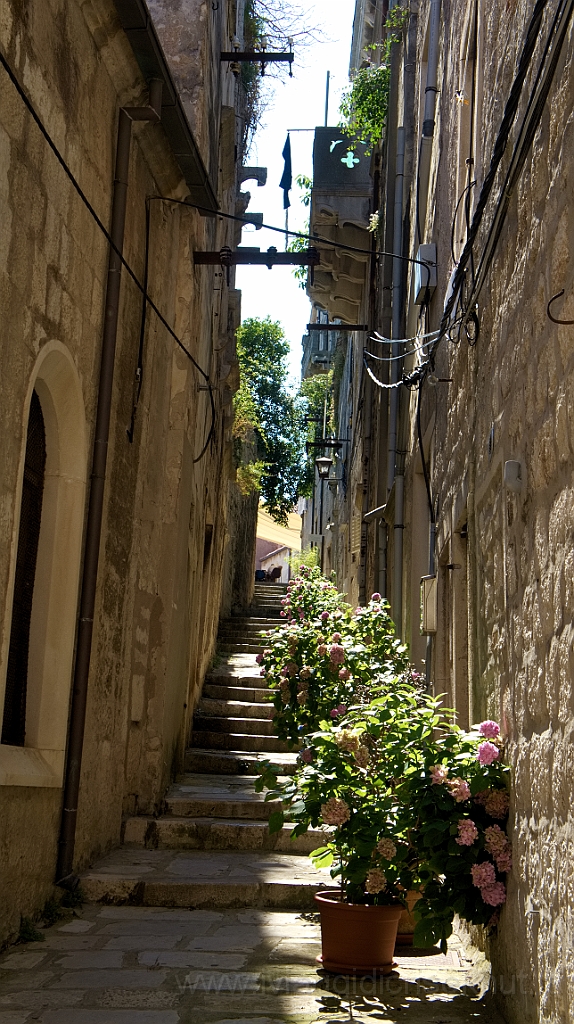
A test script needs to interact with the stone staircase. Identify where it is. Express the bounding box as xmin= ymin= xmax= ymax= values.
xmin=81 ymin=581 xmax=330 ymax=909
